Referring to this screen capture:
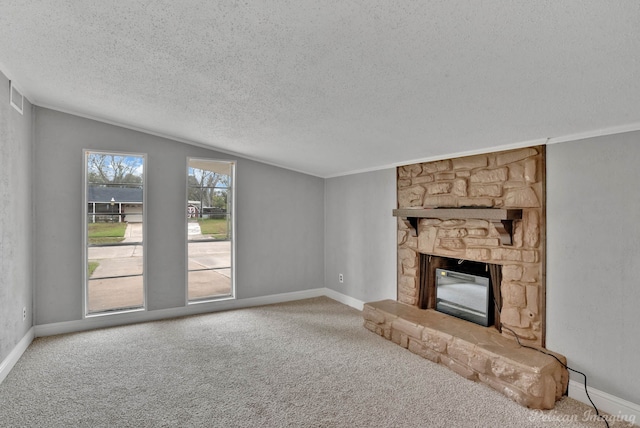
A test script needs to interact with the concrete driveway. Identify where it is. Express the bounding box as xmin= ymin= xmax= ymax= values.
xmin=87 ymin=222 xmax=231 ymax=313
